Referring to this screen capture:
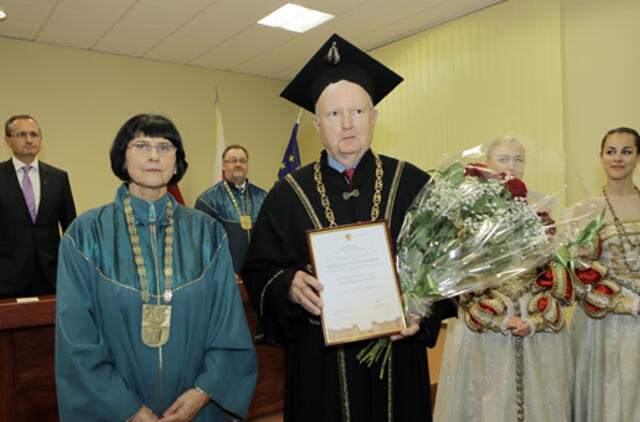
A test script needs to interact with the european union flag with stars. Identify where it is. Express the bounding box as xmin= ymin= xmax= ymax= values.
xmin=277 ymin=120 xmax=302 ymax=180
